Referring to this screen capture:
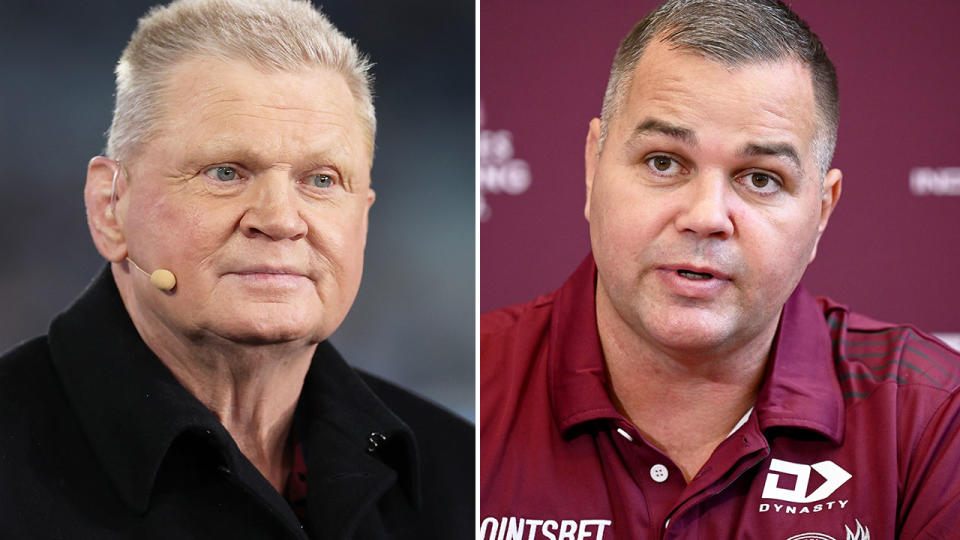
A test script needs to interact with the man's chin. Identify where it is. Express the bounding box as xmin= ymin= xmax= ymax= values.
xmin=638 ymin=308 xmax=741 ymax=355
xmin=203 ymin=313 xmax=327 ymax=347
xmin=650 ymin=330 xmax=732 ymax=357
xmin=217 ymin=330 xmax=316 ymax=346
